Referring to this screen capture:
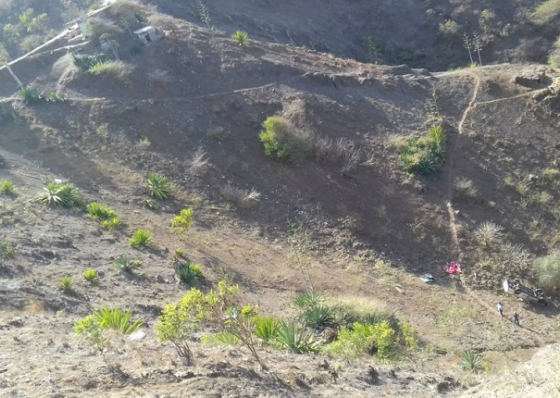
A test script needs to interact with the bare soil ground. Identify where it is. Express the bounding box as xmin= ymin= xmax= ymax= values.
xmin=2 ymin=7 xmax=560 ymax=398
